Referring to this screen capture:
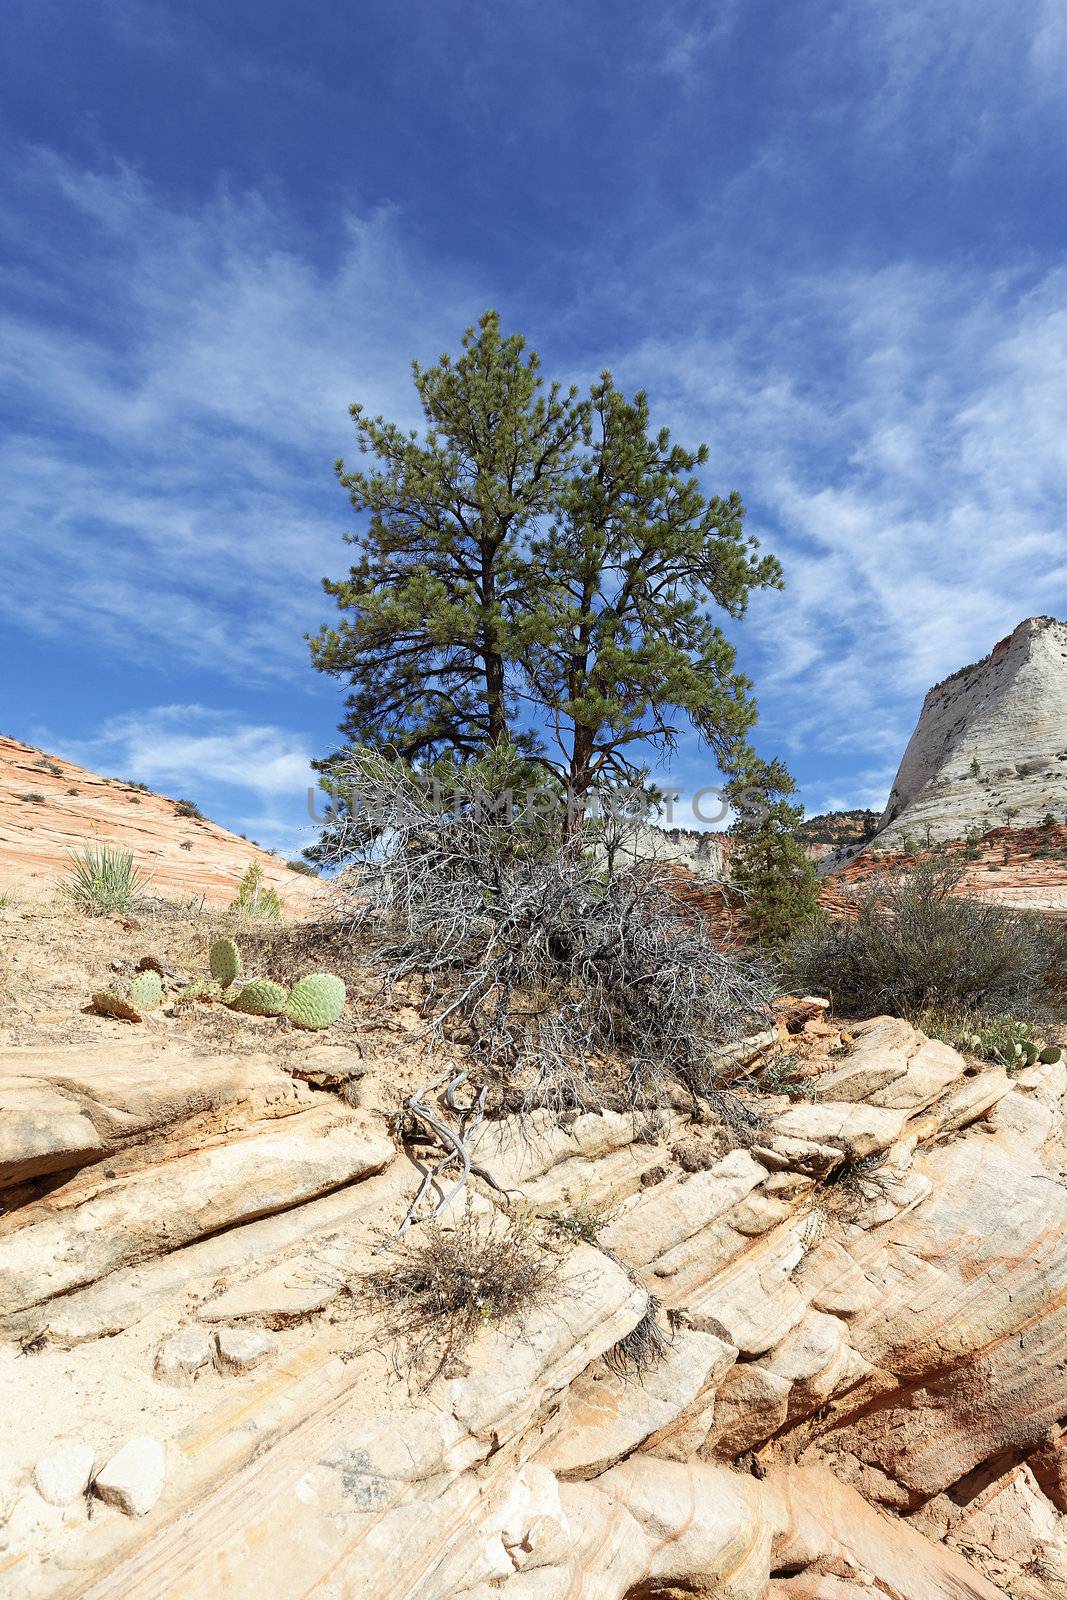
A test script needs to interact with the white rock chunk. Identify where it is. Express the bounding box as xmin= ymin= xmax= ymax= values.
xmin=32 ymin=1442 xmax=95 ymax=1506
xmin=213 ymin=1327 xmax=276 ymax=1375
xmin=93 ymin=1437 xmax=166 ymax=1517
xmin=154 ymin=1326 xmax=213 ymax=1386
